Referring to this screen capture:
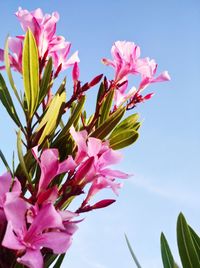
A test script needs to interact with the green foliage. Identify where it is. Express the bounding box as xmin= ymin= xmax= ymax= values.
xmin=160 ymin=233 xmax=178 ymax=268
xmin=177 ymin=213 xmax=200 ymax=268
xmin=125 ymin=234 xmax=142 ymax=268
xmin=22 ymin=29 xmax=40 ymax=118
xmin=39 ymin=57 xmax=53 ymax=105
xmin=17 ymin=130 xmax=32 ymax=185
xmin=91 ymin=106 xmax=126 ymax=139
xmin=0 ymin=74 xmax=23 ymax=128
xmin=36 ymin=90 xmax=66 ymax=145
xmin=99 ymin=89 xmax=115 ymax=124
